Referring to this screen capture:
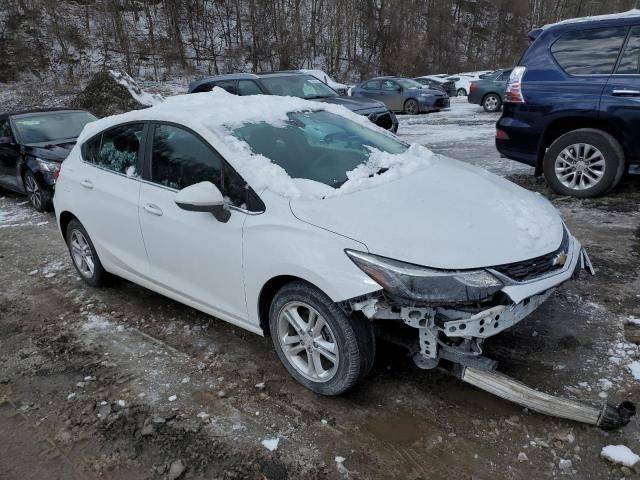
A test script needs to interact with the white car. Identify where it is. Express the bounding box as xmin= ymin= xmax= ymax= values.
xmin=54 ymin=90 xmax=594 ymax=395
xmin=299 ymin=69 xmax=349 ymax=95
xmin=446 ymin=72 xmax=493 ymax=96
